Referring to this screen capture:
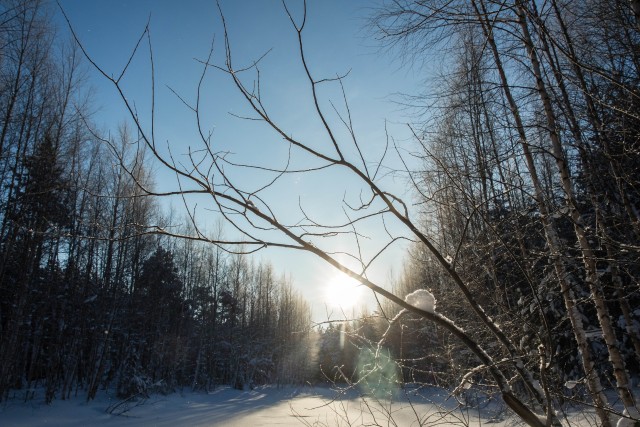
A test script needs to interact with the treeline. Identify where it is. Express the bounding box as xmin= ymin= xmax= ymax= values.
xmin=0 ymin=0 xmax=313 ymax=403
